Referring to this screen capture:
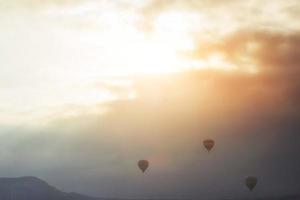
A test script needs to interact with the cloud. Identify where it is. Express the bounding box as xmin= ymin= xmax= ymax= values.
xmin=0 ymin=0 xmax=83 ymax=11
xmin=0 ymin=70 xmax=299 ymax=198
xmin=141 ymin=0 xmax=300 ymax=34
xmin=189 ymin=31 xmax=300 ymax=75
